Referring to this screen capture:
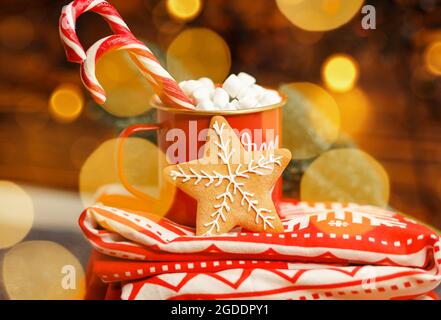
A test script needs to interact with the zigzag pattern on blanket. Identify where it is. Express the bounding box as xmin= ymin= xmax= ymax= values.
xmin=79 ymin=200 xmax=441 ymax=300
